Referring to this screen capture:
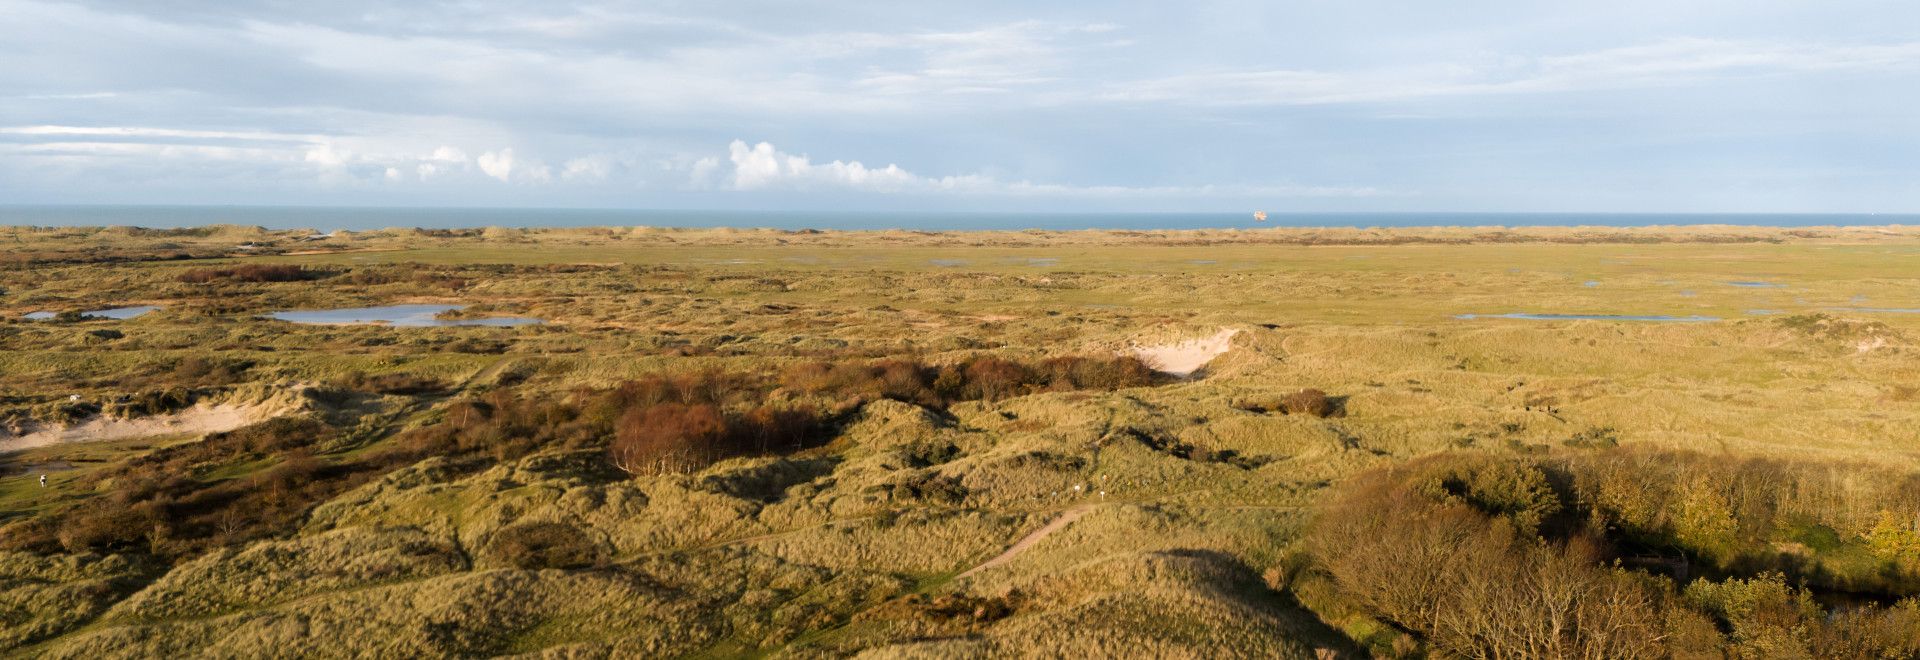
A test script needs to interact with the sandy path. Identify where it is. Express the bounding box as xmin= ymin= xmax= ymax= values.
xmin=957 ymin=504 xmax=1094 ymax=580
